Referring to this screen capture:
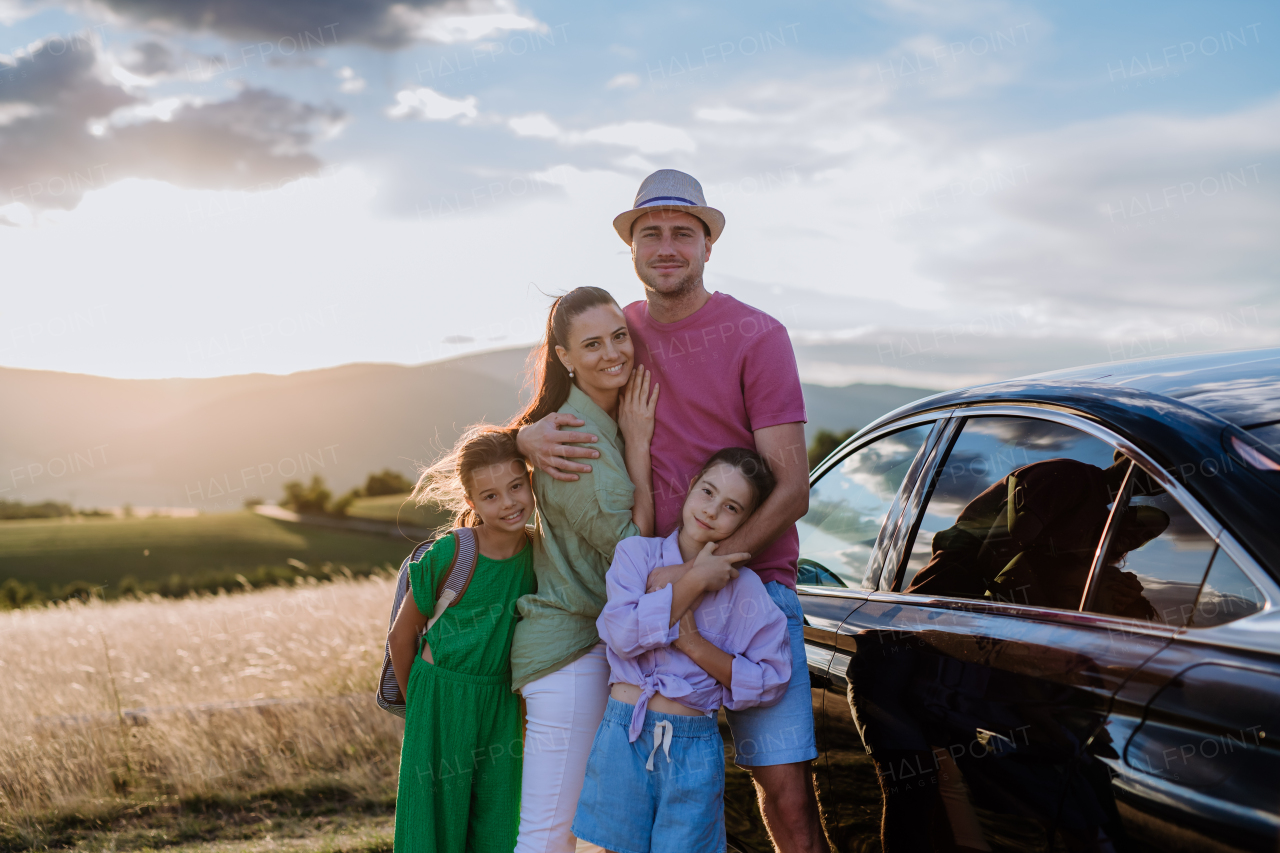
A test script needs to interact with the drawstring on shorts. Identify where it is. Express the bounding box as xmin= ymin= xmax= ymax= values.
xmin=646 ymin=720 xmax=673 ymax=771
